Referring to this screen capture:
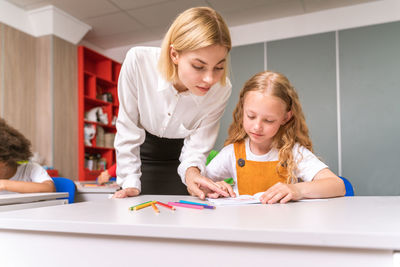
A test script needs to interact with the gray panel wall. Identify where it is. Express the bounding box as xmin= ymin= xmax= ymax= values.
xmin=219 ymin=22 xmax=400 ymax=195
xmin=214 ymin=43 xmax=265 ymax=150
xmin=340 ymin=21 xmax=400 ymax=196
xmin=267 ymin=32 xmax=338 ymax=174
